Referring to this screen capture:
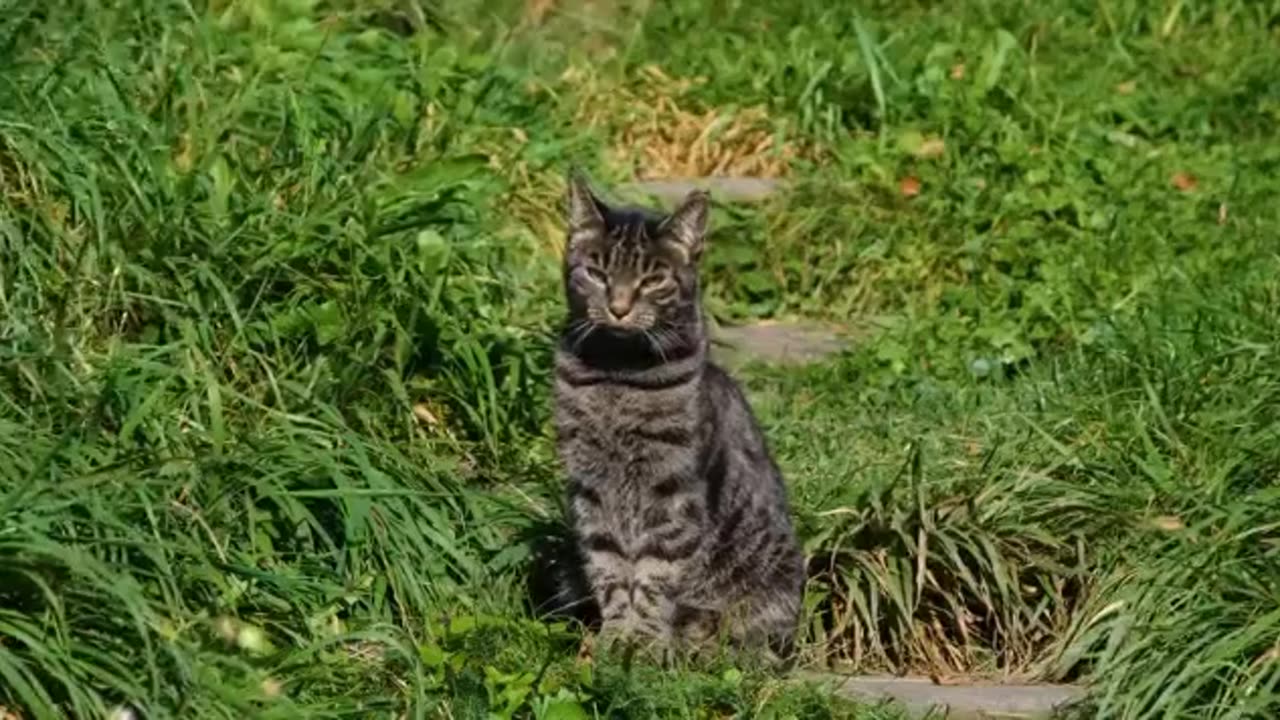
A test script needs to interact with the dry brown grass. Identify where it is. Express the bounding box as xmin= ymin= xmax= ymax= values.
xmin=0 ymin=140 xmax=42 ymax=210
xmin=565 ymin=64 xmax=820 ymax=180
xmin=499 ymin=143 xmax=569 ymax=256
xmin=522 ymin=0 xmax=558 ymax=26
xmin=476 ymin=56 xmax=824 ymax=258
